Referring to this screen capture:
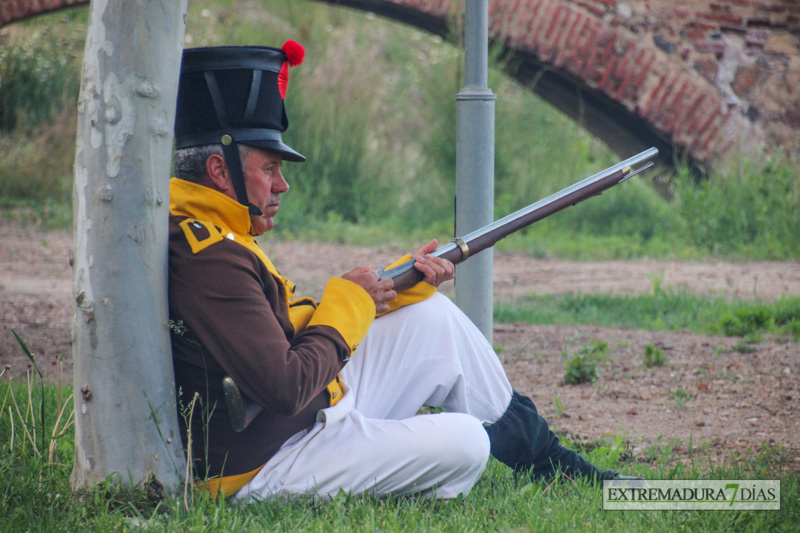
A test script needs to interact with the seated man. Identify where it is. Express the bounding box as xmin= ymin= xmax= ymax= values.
xmin=169 ymin=42 xmax=623 ymax=501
